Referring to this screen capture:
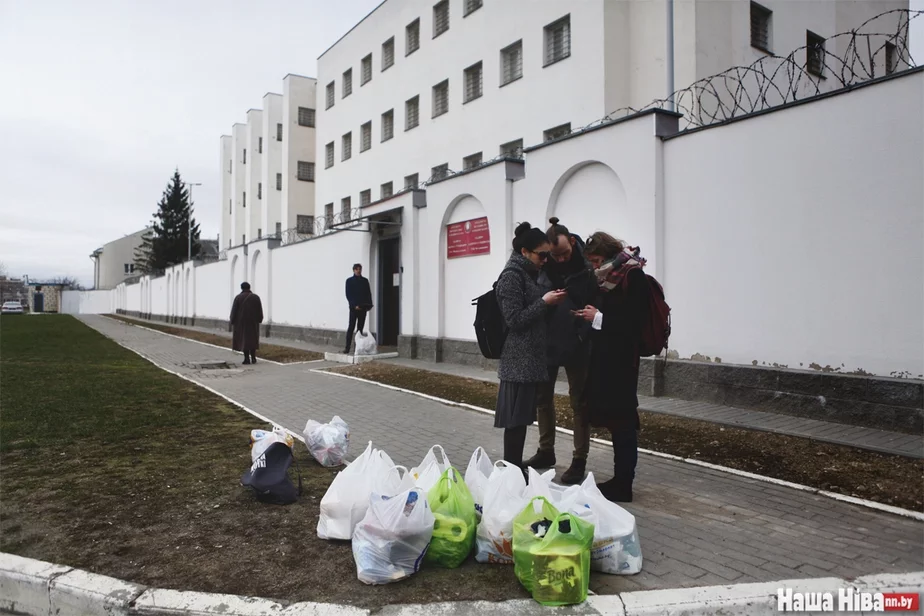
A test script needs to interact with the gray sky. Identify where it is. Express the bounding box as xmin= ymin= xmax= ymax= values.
xmin=1 ymin=0 xmax=921 ymax=287
xmin=0 ymin=0 xmax=381 ymax=286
